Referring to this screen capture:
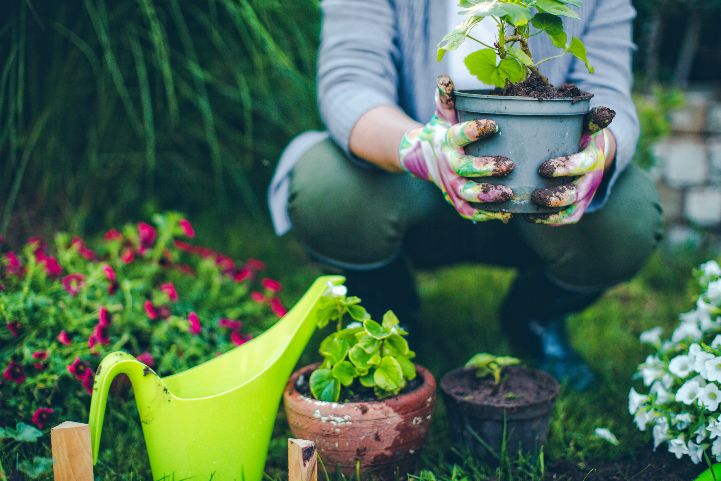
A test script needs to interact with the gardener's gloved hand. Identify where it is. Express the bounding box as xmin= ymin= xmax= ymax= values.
xmin=526 ymin=107 xmax=616 ymax=226
xmin=399 ymin=75 xmax=515 ymax=223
